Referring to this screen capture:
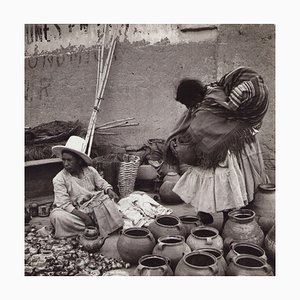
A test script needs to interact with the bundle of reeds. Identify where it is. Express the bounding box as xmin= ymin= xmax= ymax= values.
xmin=84 ymin=25 xmax=139 ymax=156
